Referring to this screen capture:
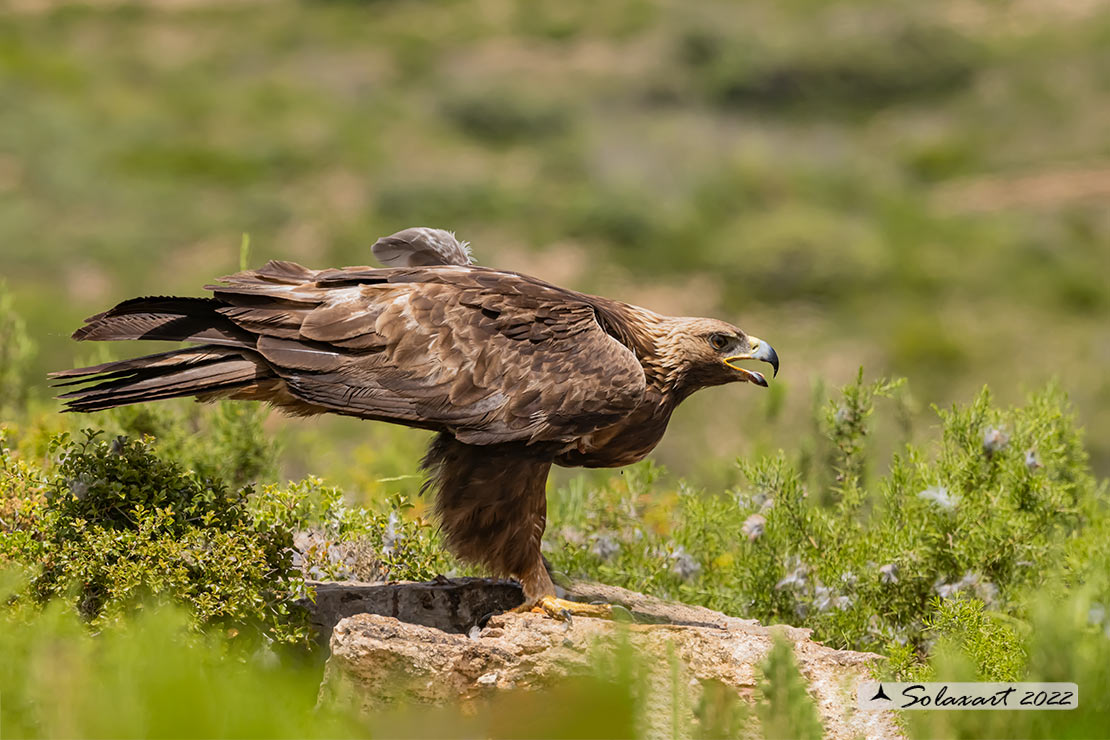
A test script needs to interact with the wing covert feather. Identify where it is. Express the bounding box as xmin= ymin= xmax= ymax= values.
xmin=210 ymin=264 xmax=646 ymax=444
